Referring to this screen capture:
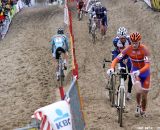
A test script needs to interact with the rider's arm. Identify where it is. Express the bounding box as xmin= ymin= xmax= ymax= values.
xmin=50 ymin=37 xmax=54 ymax=45
xmin=140 ymin=61 xmax=150 ymax=73
xmin=111 ymin=46 xmax=130 ymax=68
xmin=111 ymin=57 xmax=119 ymax=69
xmin=50 ymin=37 xmax=55 ymax=53
xmin=139 ymin=45 xmax=150 ymax=73
xmin=64 ymin=35 xmax=69 ymax=52
xmin=113 ymin=38 xmax=118 ymax=48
